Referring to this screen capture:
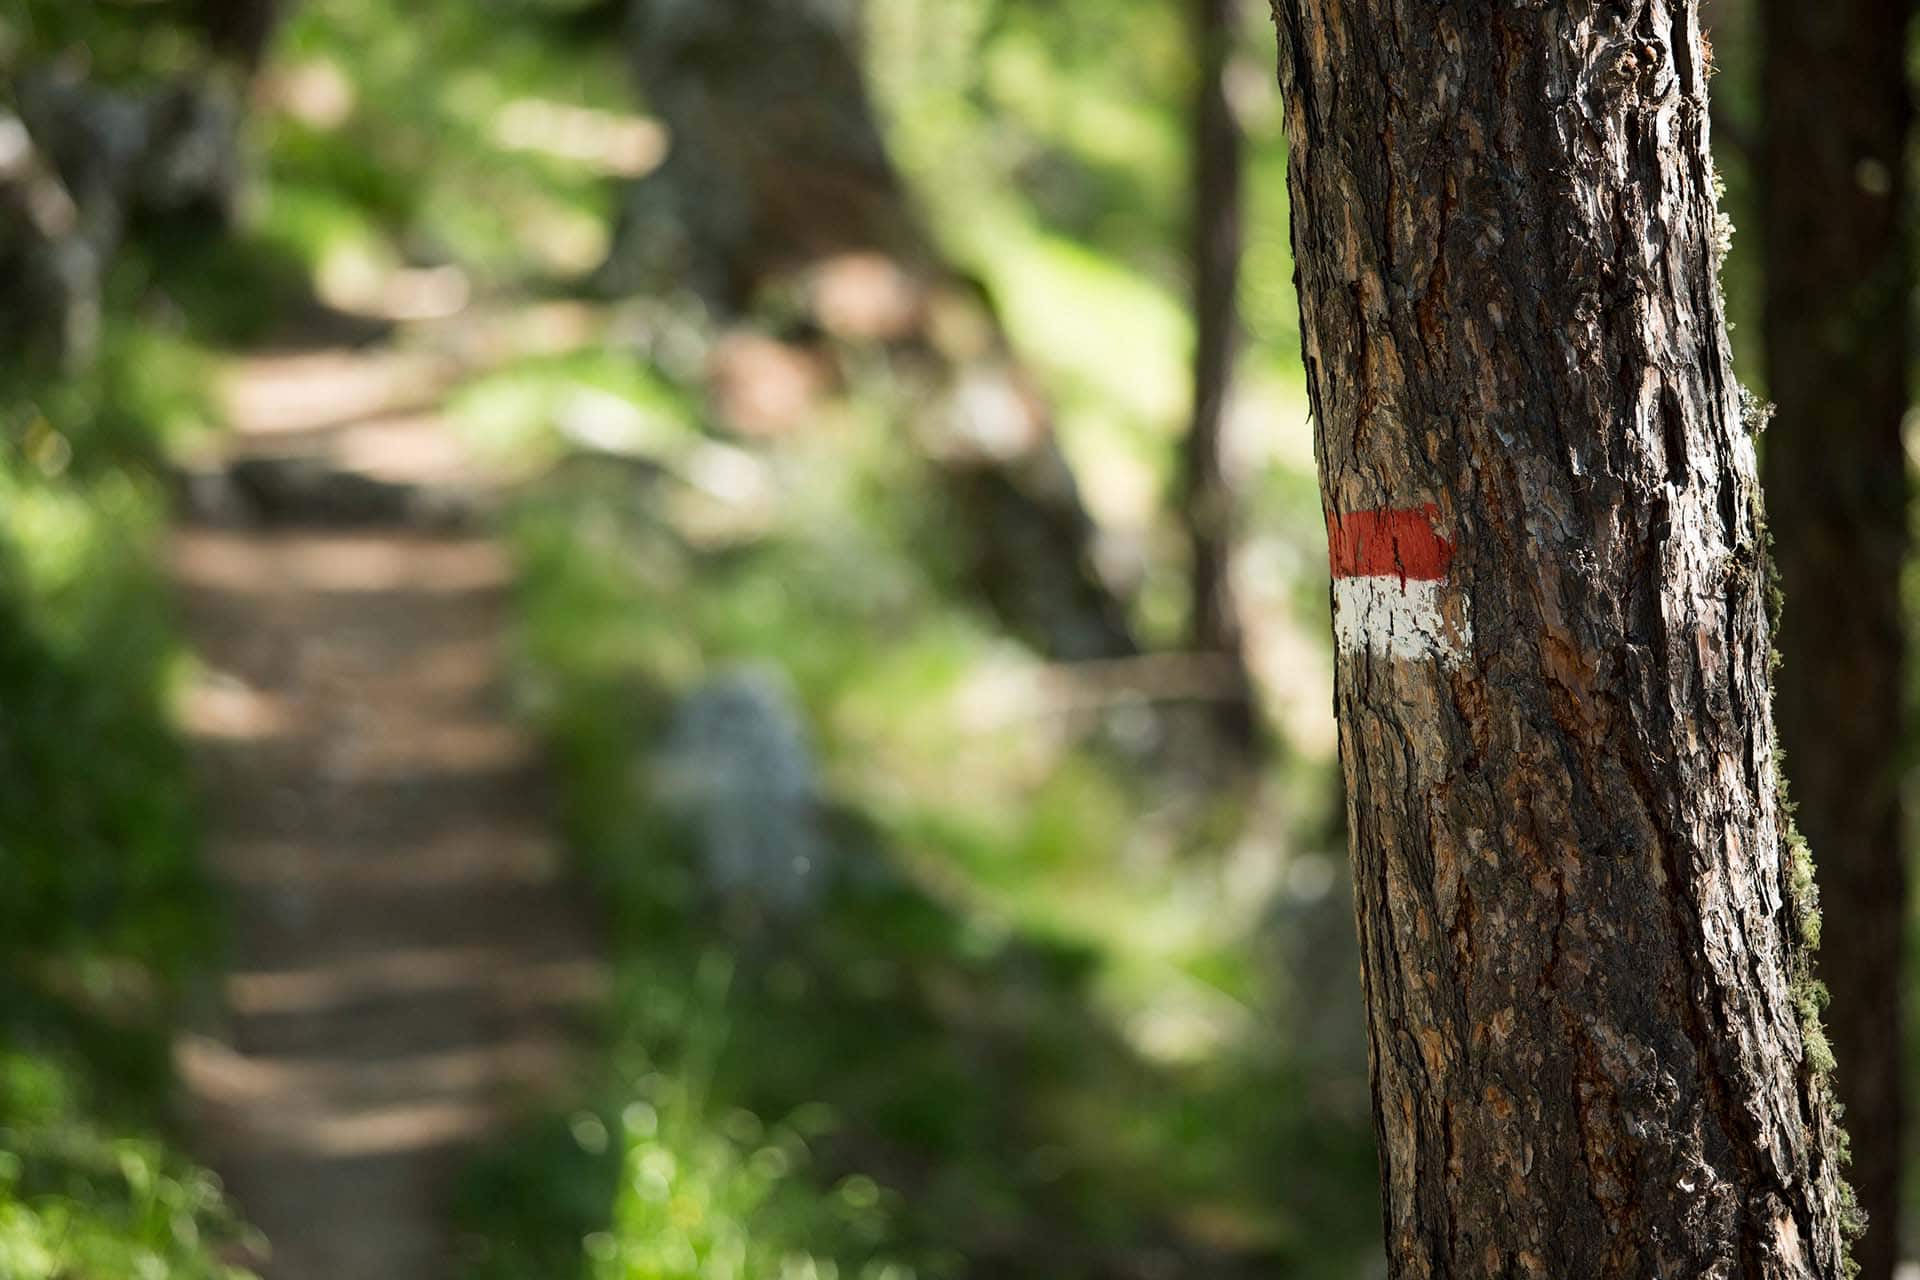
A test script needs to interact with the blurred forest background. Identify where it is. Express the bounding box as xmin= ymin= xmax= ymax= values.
xmin=0 ymin=1 xmax=1895 ymax=1278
